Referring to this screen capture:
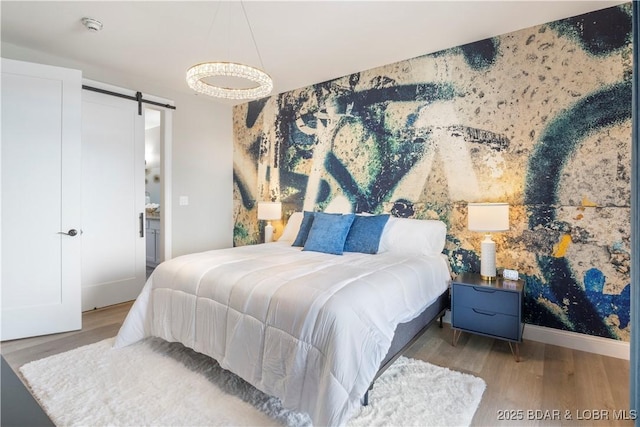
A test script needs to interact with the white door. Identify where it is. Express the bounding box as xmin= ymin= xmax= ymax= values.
xmin=81 ymin=87 xmax=146 ymax=311
xmin=1 ymin=59 xmax=82 ymax=340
